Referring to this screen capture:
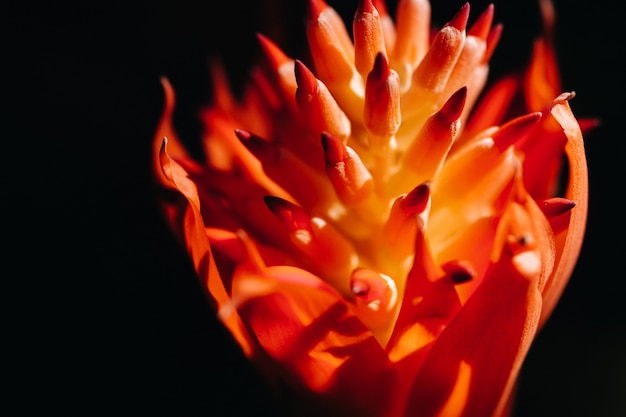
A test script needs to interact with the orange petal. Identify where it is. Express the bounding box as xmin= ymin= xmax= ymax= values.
xmin=518 ymin=115 xmax=568 ymax=200
xmin=322 ymin=131 xmax=374 ymax=205
xmin=398 ymin=6 xmax=468 ymax=140
xmin=409 ymin=3 xmax=468 ymax=93
xmin=306 ymin=0 xmax=364 ymax=123
xmin=350 ymin=268 xmax=399 ymax=342
xmin=306 ymin=0 xmax=356 ymax=84
xmin=256 ymin=33 xmax=301 ymax=116
xmin=455 ymin=74 xmax=522 ymax=149
xmin=432 ymin=216 xmax=498 ymax=305
xmin=391 ymin=0 xmax=431 ymax=89
xmin=386 ymin=227 xmax=461 ymax=362
xmin=372 ymin=0 xmax=397 ymax=55
xmin=402 ymin=249 xmax=543 ymax=417
xmin=157 ymin=139 xmax=255 ymax=356
xmin=444 ymin=27 xmax=487 ymax=107
xmin=383 ymin=182 xmax=431 ymax=262
xmin=492 ymin=111 xmax=542 ymax=151
xmin=467 ymin=3 xmax=494 ymax=40
xmin=232 ymin=256 xmax=393 ymax=416
xmin=235 ymin=129 xmax=336 ymax=212
xmin=188 ymin=162 xmax=294 ymax=251
xmin=392 ymin=86 xmax=466 ymax=193
xmin=264 ymin=195 xmax=359 ymax=296
xmin=539 ymin=93 xmax=588 ymax=327
xmin=428 ymin=141 xmax=519 ymax=248
xmin=354 ymin=0 xmax=387 ymax=78
xmin=364 ymin=53 xmax=401 ymax=145
xmin=295 ymin=60 xmax=352 ymax=141
xmin=403 ymin=198 xmax=549 ymax=416
xmin=524 ymin=6 xmax=561 ymax=111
